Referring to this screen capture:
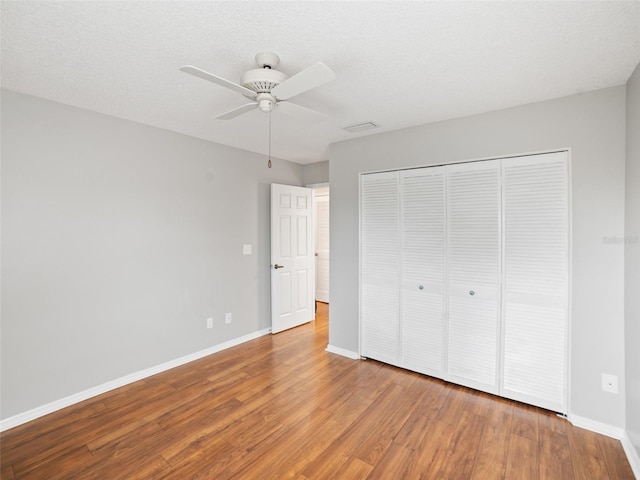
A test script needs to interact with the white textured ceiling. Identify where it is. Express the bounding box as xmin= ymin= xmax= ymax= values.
xmin=2 ymin=1 xmax=639 ymax=164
